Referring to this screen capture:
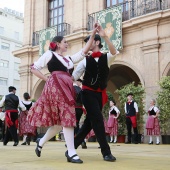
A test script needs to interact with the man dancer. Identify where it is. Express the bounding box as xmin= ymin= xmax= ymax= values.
xmin=125 ymin=93 xmax=139 ymax=144
xmin=72 ymin=24 xmax=118 ymax=162
xmin=0 ymin=86 xmax=26 ymax=146
xmin=73 ymin=79 xmax=87 ymax=149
